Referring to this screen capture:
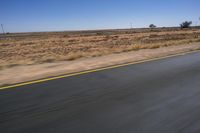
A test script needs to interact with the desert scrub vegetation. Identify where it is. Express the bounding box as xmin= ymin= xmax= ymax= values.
xmin=0 ymin=28 xmax=200 ymax=69
xmin=180 ymin=21 xmax=192 ymax=28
